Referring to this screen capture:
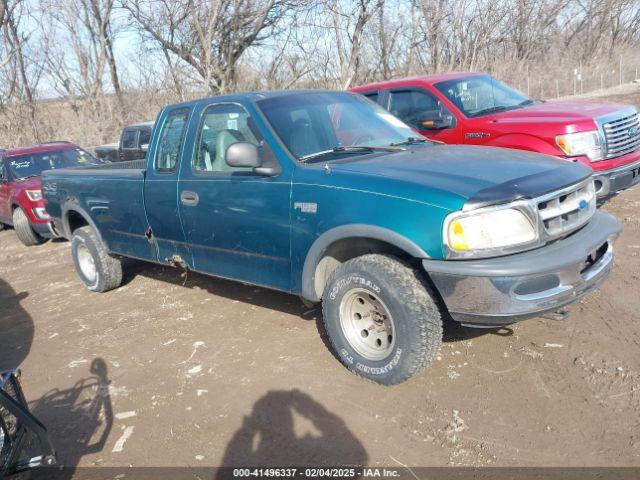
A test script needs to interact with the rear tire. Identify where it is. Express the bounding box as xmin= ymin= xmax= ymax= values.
xmin=322 ymin=254 xmax=443 ymax=385
xmin=70 ymin=226 xmax=123 ymax=292
xmin=12 ymin=207 xmax=45 ymax=246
